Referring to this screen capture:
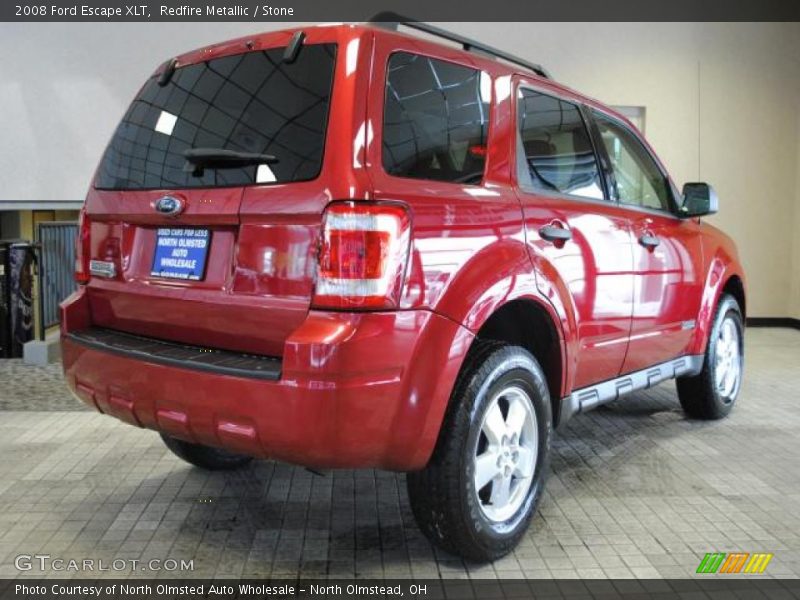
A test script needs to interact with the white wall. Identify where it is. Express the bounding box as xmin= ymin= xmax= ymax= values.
xmin=1 ymin=22 xmax=799 ymax=317
xmin=793 ymin=113 xmax=800 ymax=320
xmin=693 ymin=24 xmax=800 ymax=318
xmin=0 ymin=23 xmax=290 ymax=202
